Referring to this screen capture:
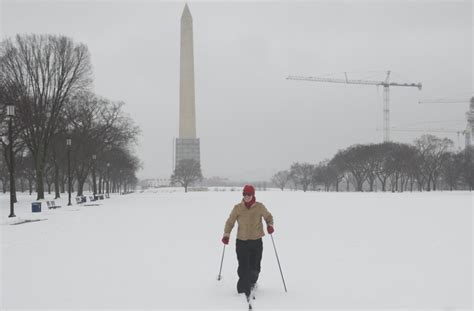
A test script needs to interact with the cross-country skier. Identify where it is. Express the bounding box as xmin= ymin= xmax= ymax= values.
xmin=221 ymin=184 xmax=274 ymax=300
